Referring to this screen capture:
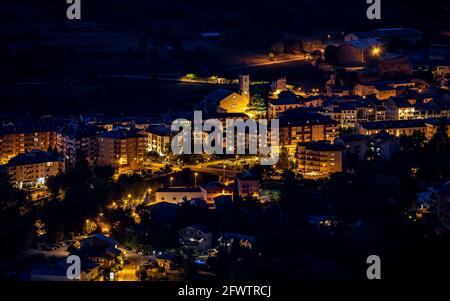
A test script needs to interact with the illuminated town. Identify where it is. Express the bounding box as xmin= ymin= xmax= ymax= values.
xmin=0 ymin=0 xmax=449 ymax=285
